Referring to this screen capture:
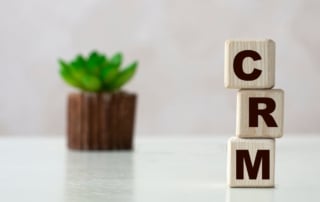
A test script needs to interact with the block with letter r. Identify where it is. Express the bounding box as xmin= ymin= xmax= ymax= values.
xmin=236 ymin=89 xmax=284 ymax=138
